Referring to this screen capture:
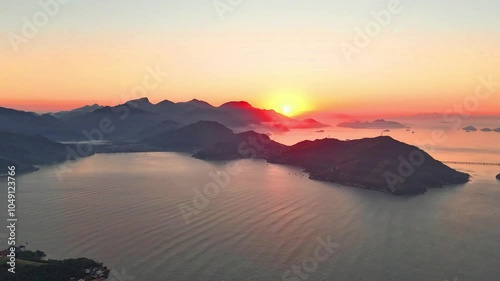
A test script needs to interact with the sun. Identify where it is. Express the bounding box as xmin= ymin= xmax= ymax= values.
xmin=282 ymin=105 xmax=293 ymax=116
xmin=263 ymin=88 xmax=312 ymax=117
